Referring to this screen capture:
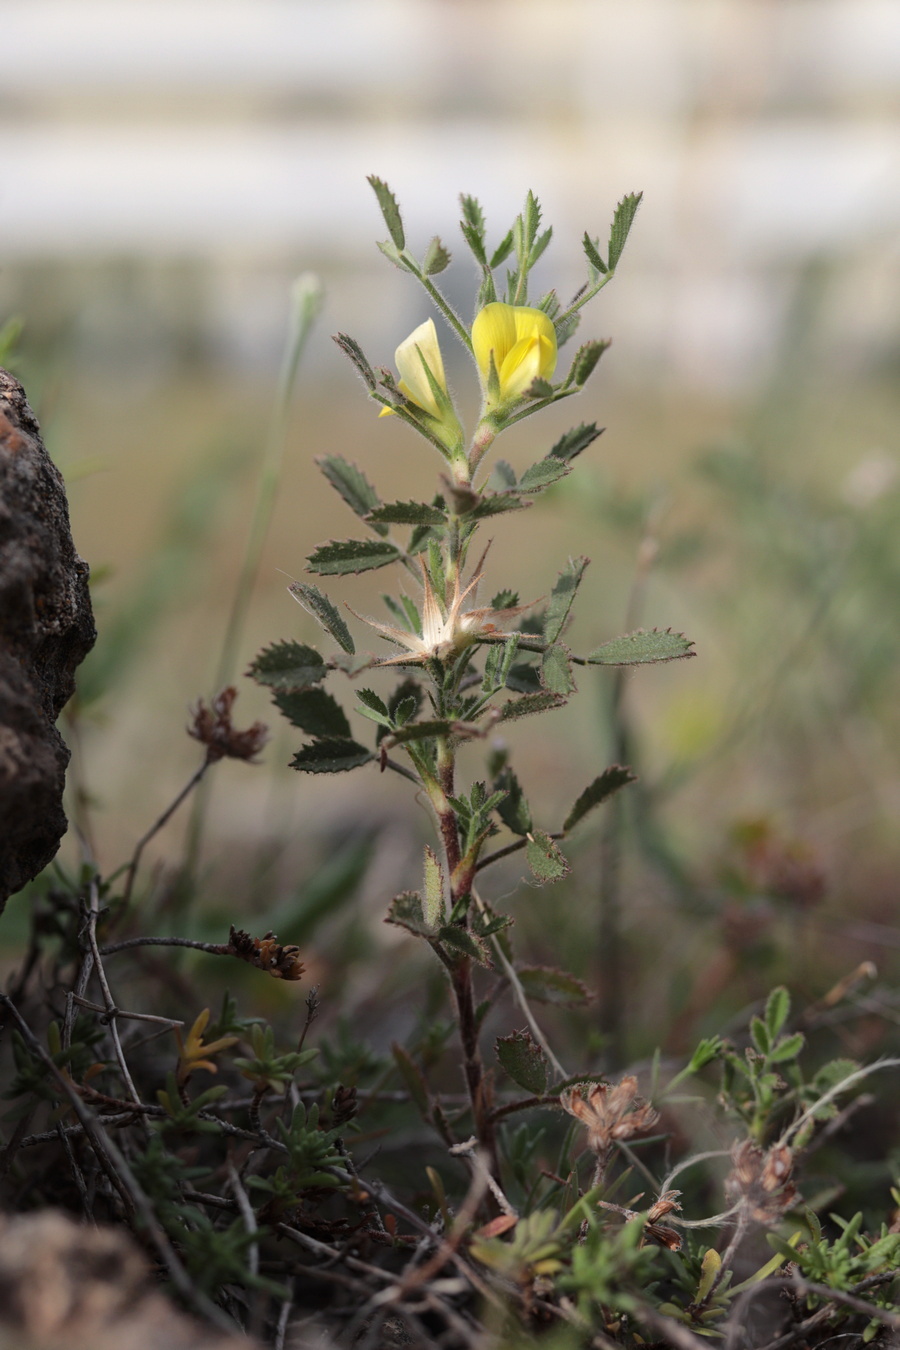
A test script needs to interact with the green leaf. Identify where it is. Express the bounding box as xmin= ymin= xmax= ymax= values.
xmin=525 ymin=377 xmax=555 ymax=400
xmin=586 ymin=628 xmax=695 ymax=666
xmin=768 ymin=1032 xmax=805 ymax=1064
xmin=290 ymin=738 xmax=373 ymax=774
xmin=316 ymin=456 xmax=385 ymax=534
xmin=355 ymin=688 xmax=392 ymax=728
xmin=437 ymin=925 xmax=491 ymax=967
xmin=562 ymin=765 xmax=637 ymax=833
xmin=367 ymin=500 xmax=447 ymax=526
xmin=608 ymin=191 xmax=643 ymax=271
xmin=528 ymin=226 xmax=553 ymax=268
xmin=549 ymin=423 xmax=604 ymax=463
xmin=385 ymin=891 xmax=434 ymax=938
xmin=332 ymin=332 xmax=377 ymax=391
xmin=491 ymin=589 xmax=519 ymax=610
xmin=490 ymin=229 xmax=515 ymax=269
xmin=496 ymin=1029 xmax=549 ymax=1095
xmin=499 ymin=691 xmax=566 ymax=722
xmin=518 ymin=458 xmax=572 ymax=493
xmin=765 ymin=986 xmax=791 ymax=1040
xmin=750 ymin=1016 xmax=770 ymax=1055
xmin=569 ymin=338 xmax=611 ymax=387
xmin=306 ymin=539 xmax=401 ymax=576
xmin=488 ymin=459 xmax=517 ymax=490
xmin=517 ymin=967 xmax=591 ymax=1007
xmin=541 ymin=643 xmax=576 ymax=696
xmin=274 ymin=688 xmax=351 ymax=739
xmin=505 ymin=663 xmax=542 ymax=694
xmin=422 ymin=236 xmax=451 ymax=275
xmin=391 ymin=1043 xmax=430 ymax=1115
xmin=582 ymin=232 xmax=607 ymax=274
xmin=247 ymin=641 xmax=326 ymax=691
xmin=385 ymin=719 xmax=453 ymax=745
xmin=460 ymin=220 xmax=487 ymax=266
xmin=459 ymin=194 xmax=487 ymax=260
xmin=423 ymin=846 xmax=445 ymax=928
xmin=544 ymin=556 xmax=589 ymax=644
xmin=493 ymin=766 xmax=532 ymax=836
xmin=368 ymin=175 xmax=405 ymax=250
xmin=289 ymin=582 xmax=355 ymax=655
xmin=470 ymin=493 xmax=529 ymax=520
xmin=526 ymin=830 xmax=570 ymax=884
